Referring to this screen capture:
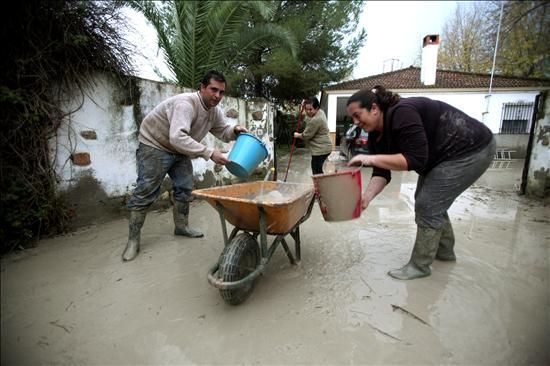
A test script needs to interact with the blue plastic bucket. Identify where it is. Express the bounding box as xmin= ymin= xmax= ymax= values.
xmin=226 ymin=133 xmax=268 ymax=178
